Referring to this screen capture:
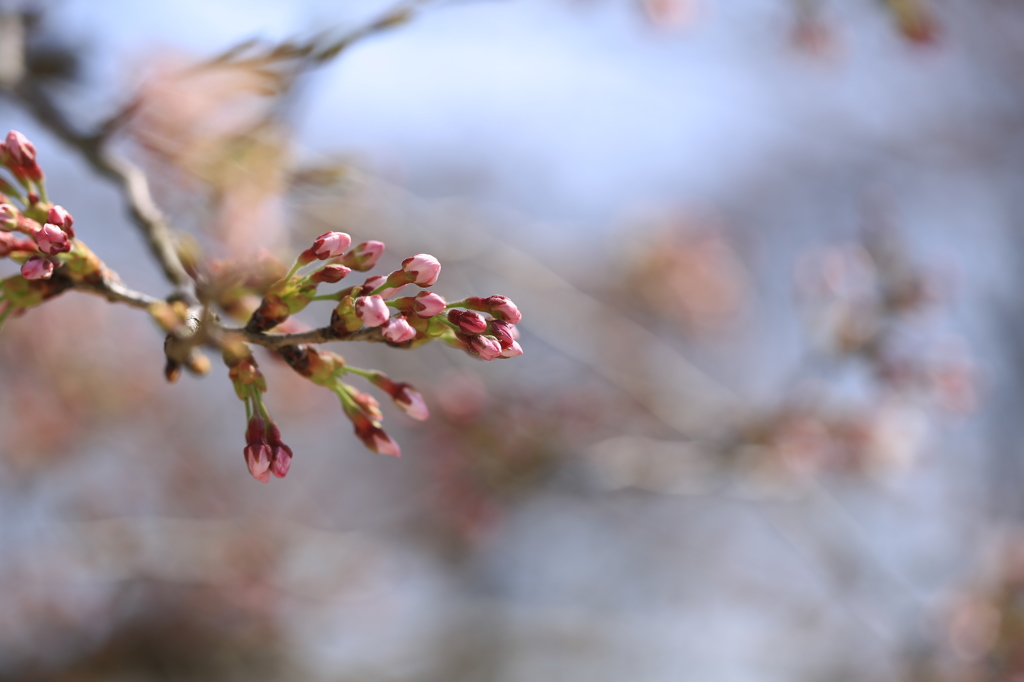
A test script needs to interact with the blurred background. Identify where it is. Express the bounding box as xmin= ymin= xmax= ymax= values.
xmin=0 ymin=0 xmax=1021 ymax=679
